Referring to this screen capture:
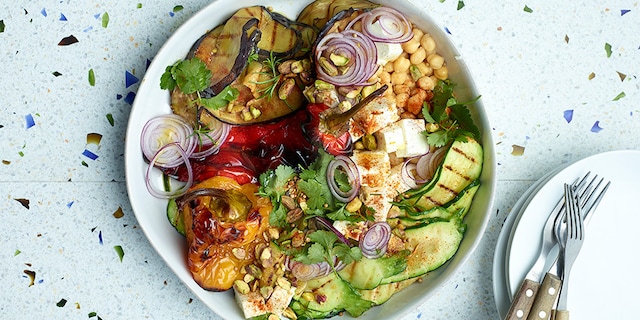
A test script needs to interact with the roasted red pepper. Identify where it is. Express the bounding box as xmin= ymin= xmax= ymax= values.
xmin=306 ymin=103 xmax=353 ymax=156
